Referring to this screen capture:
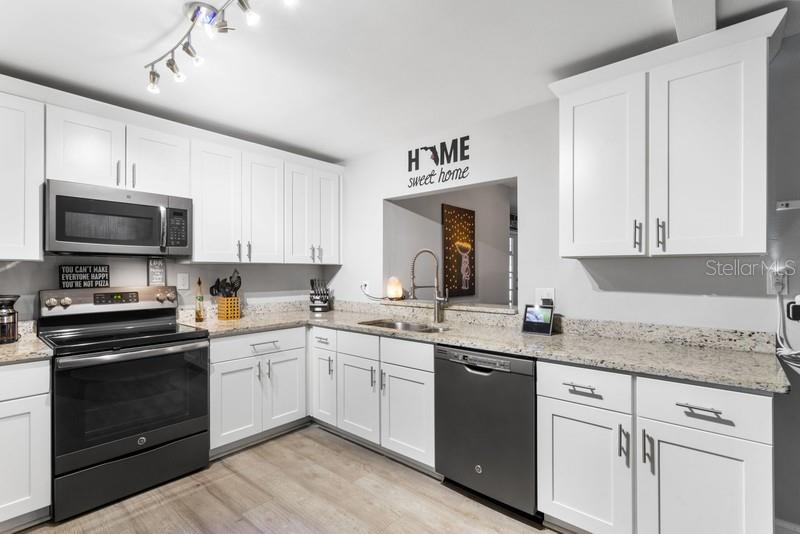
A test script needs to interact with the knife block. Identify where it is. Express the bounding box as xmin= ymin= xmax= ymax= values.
xmin=217 ymin=296 xmax=241 ymax=321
